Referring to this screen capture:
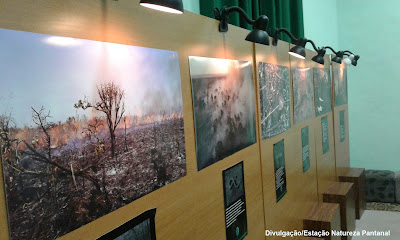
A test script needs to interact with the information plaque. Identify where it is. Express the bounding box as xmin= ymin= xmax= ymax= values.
xmin=273 ymin=139 xmax=287 ymax=202
xmin=223 ymin=162 xmax=248 ymax=240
